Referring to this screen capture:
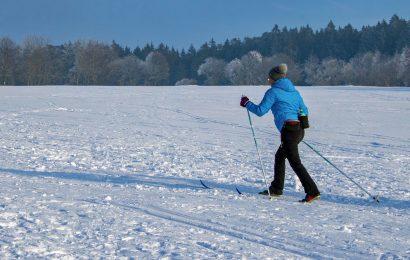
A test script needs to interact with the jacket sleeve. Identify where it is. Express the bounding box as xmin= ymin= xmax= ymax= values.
xmin=246 ymin=89 xmax=275 ymax=117
xmin=298 ymin=95 xmax=309 ymax=116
